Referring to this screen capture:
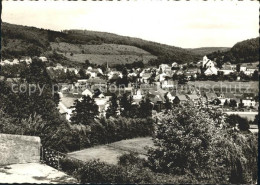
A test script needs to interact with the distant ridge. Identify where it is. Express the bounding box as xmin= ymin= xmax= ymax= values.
xmin=188 ymin=47 xmax=230 ymax=56
xmin=1 ymin=22 xmax=200 ymax=66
